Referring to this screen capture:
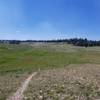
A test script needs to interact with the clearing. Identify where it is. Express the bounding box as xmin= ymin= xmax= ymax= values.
xmin=0 ymin=43 xmax=100 ymax=99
